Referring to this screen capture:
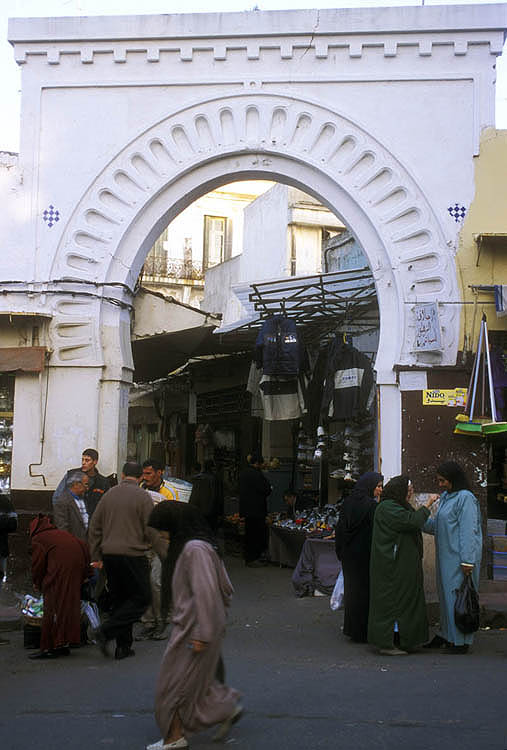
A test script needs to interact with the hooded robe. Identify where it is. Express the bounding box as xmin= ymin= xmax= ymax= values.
xmin=368 ymin=478 xmax=430 ymax=651
xmin=424 ymin=488 xmax=482 ymax=646
xmin=335 ymin=471 xmax=383 ymax=642
xmin=30 ymin=515 xmax=90 ymax=651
